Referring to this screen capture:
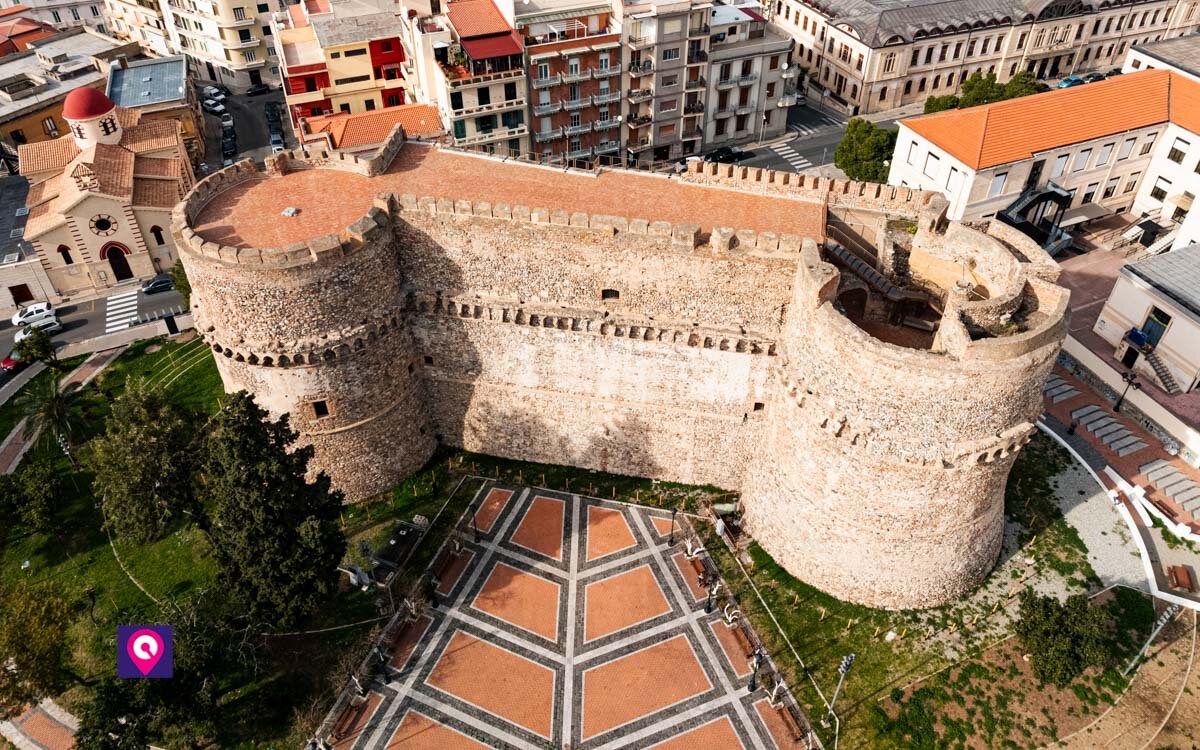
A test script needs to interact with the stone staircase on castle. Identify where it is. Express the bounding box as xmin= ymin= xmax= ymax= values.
xmin=1069 ymin=404 xmax=1148 ymax=457
xmin=1043 ymin=373 xmax=1080 ymax=404
xmin=1144 ymin=349 xmax=1183 ymax=395
xmin=1138 ymin=459 xmax=1200 ymax=515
